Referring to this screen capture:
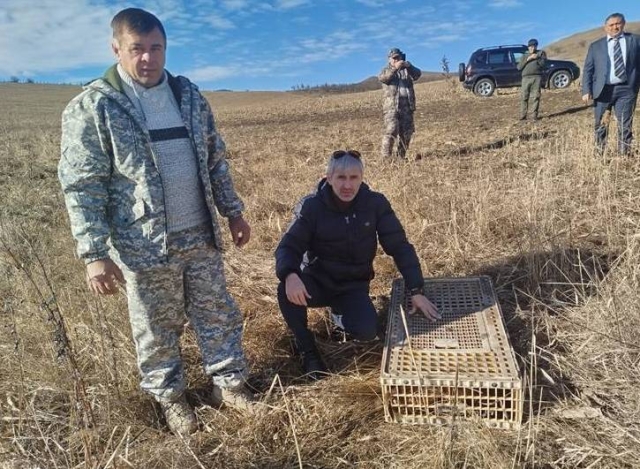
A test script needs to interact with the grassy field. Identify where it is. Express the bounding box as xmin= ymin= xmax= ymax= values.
xmin=1 ymin=79 xmax=640 ymax=469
